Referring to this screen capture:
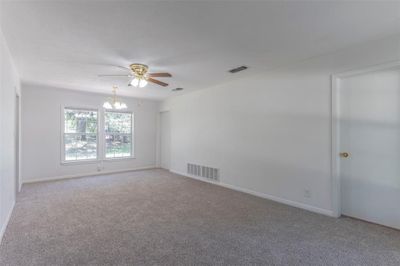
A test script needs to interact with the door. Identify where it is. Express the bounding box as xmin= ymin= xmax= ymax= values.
xmin=339 ymin=67 xmax=400 ymax=229
xmin=160 ymin=111 xmax=171 ymax=170
xmin=15 ymin=94 xmax=20 ymax=194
